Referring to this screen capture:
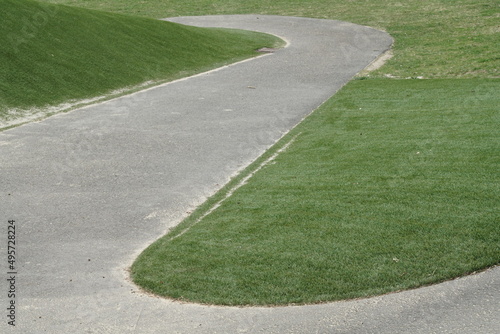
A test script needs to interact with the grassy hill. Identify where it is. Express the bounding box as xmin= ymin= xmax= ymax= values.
xmin=0 ymin=0 xmax=281 ymax=128
xmin=41 ymin=0 xmax=499 ymax=79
